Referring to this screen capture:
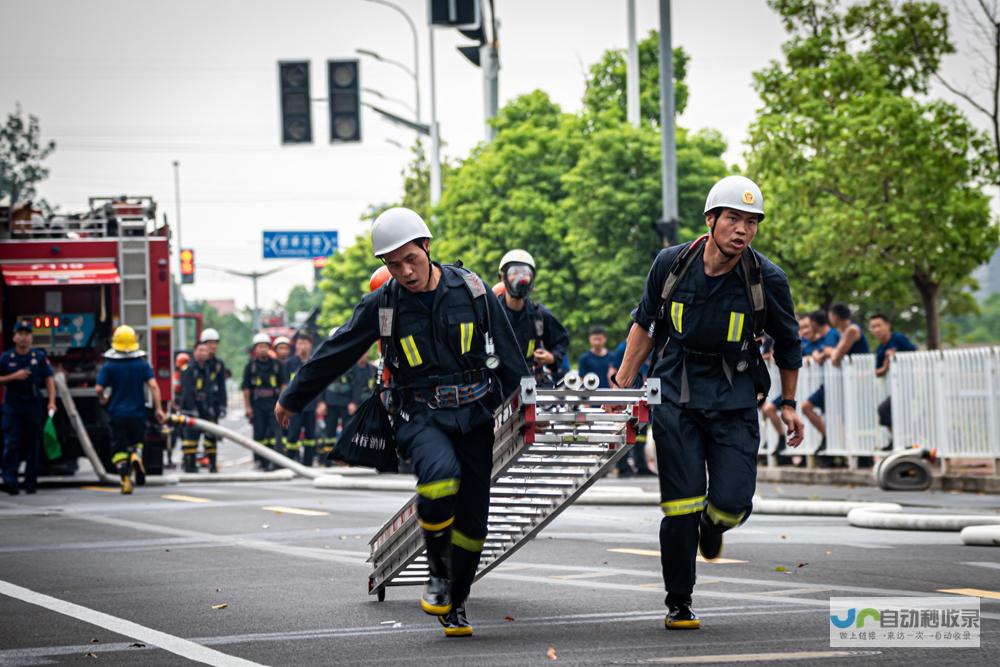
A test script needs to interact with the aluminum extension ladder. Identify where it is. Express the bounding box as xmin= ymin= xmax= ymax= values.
xmin=367 ymin=377 xmax=660 ymax=601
